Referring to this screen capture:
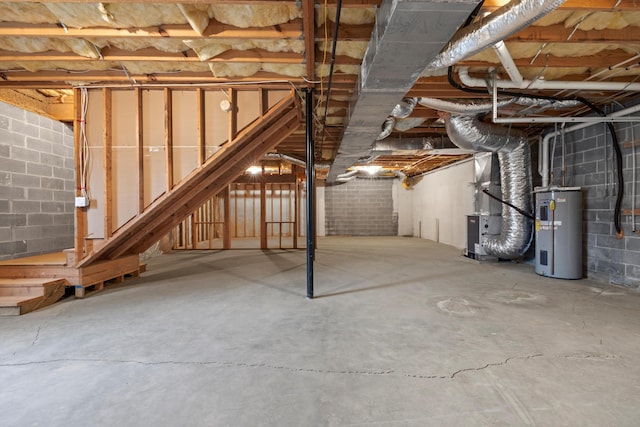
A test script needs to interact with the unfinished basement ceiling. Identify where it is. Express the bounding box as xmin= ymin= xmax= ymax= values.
xmin=0 ymin=0 xmax=639 ymax=178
